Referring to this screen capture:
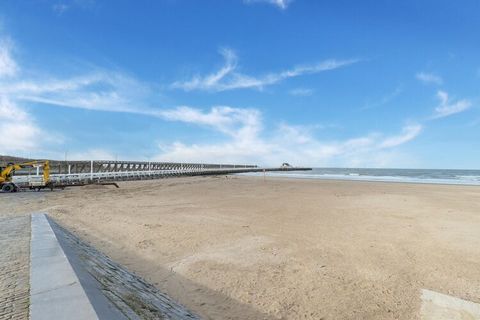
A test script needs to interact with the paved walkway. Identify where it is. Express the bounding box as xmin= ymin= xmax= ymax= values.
xmin=30 ymin=213 xmax=100 ymax=320
xmin=0 ymin=212 xmax=199 ymax=320
xmin=0 ymin=215 xmax=30 ymax=320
